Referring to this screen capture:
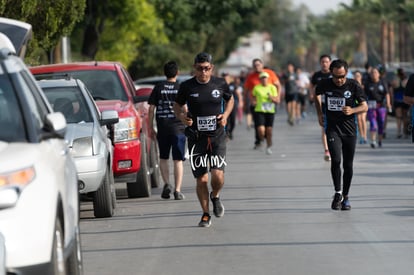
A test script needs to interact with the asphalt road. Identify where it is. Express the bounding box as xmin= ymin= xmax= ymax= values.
xmin=80 ymin=106 xmax=414 ymax=275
